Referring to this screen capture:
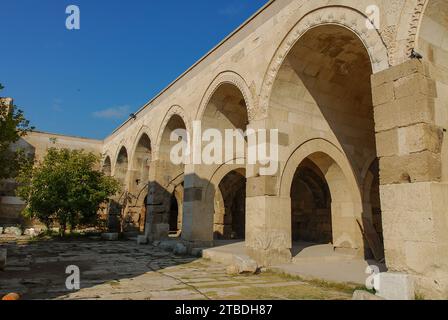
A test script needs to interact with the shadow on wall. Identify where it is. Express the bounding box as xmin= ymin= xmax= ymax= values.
xmin=214 ymin=169 xmax=246 ymax=241
xmin=144 ymin=169 xmax=246 ymax=245
xmin=145 ymin=179 xmax=185 ymax=240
